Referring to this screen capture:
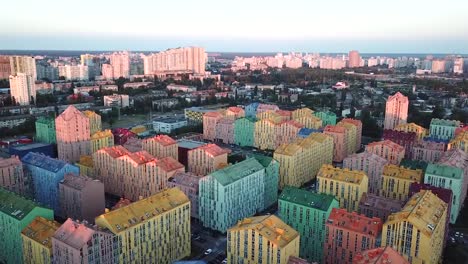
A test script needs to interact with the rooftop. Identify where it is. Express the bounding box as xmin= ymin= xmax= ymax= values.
xmin=366 ymin=140 xmax=405 ymax=151
xmin=395 ymin=122 xmax=426 ymax=132
xmin=0 ymin=188 xmax=46 ymax=220
xmin=82 ymin=110 xmax=100 ymax=118
xmin=168 ymin=171 xmax=200 ymax=188
xmin=98 ymin=145 xmax=130 ymax=158
xmin=194 ymin=143 xmax=230 ymax=156
xmin=21 ymin=216 xmax=60 ymax=249
xmin=279 ymin=186 xmax=337 ymax=211
xmin=359 ymin=193 xmax=404 ymax=212
xmin=382 ymin=164 xmax=423 ymax=181
xmin=56 ymin=105 xmax=86 ymax=122
xmin=177 ymin=139 xmax=206 ymax=150
xmin=95 ymin=188 xmax=189 ymax=234
xmin=90 ymin=129 xmax=113 ymax=139
xmin=227 ymin=106 xmax=243 ymax=113
xmin=35 ymin=116 xmax=55 ymax=125
xmin=430 ymin=118 xmax=461 ymax=127
xmin=209 ymin=157 xmax=264 ymax=186
xmin=425 ymin=163 xmax=463 ymax=179
xmin=154 ymin=117 xmax=187 ymax=124
xmin=387 ymin=190 xmax=447 ymax=237
xmin=22 ymin=152 xmax=70 ymax=173
xmin=144 ymin=134 xmax=177 ymax=146
xmin=60 ymin=173 xmax=100 ymax=191
xmin=53 ymin=218 xmax=96 ymax=250
xmin=0 ymin=155 xmax=22 ymax=168
xmin=154 ymin=157 xmax=185 ymax=172
xmin=77 ymin=155 xmax=93 ymax=167
xmin=317 ymin=164 xmax=367 ymax=185
xmin=353 ymin=246 xmax=409 ymax=264
xmin=327 ymin=208 xmax=381 ymax=237
xmin=400 ymin=159 xmax=428 ymax=172
xmin=9 ymin=142 xmax=53 ymax=151
xmin=229 ymin=215 xmax=299 ymax=249
xmin=324 ymin=125 xmax=346 ymax=133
